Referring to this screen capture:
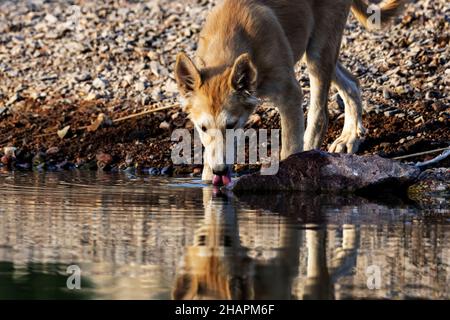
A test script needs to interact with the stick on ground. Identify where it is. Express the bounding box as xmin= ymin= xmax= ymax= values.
xmin=392 ymin=147 xmax=450 ymax=161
